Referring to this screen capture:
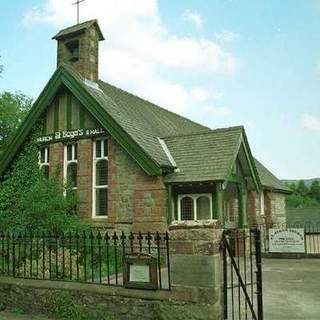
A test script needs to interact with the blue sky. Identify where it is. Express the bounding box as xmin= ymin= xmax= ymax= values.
xmin=0 ymin=0 xmax=319 ymax=179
